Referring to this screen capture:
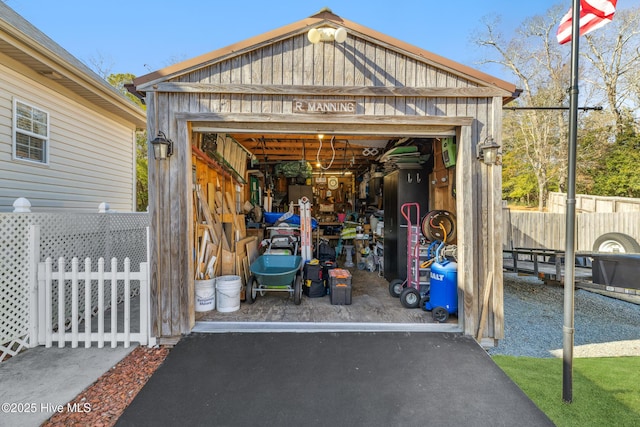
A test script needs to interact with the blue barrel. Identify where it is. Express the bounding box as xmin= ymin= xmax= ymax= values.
xmin=426 ymin=259 xmax=458 ymax=314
